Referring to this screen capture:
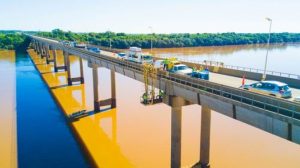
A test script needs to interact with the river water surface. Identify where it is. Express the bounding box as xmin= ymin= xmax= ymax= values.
xmin=145 ymin=43 xmax=300 ymax=75
xmin=1 ymin=46 xmax=300 ymax=168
